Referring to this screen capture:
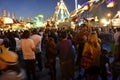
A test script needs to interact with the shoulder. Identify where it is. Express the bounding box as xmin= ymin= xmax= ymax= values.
xmin=28 ymin=38 xmax=33 ymax=42
xmin=31 ymin=34 xmax=41 ymax=38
